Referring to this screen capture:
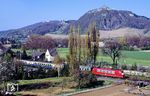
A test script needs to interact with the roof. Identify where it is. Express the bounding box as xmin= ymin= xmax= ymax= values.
xmin=32 ymin=51 xmax=45 ymax=57
xmin=47 ymin=48 xmax=58 ymax=56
